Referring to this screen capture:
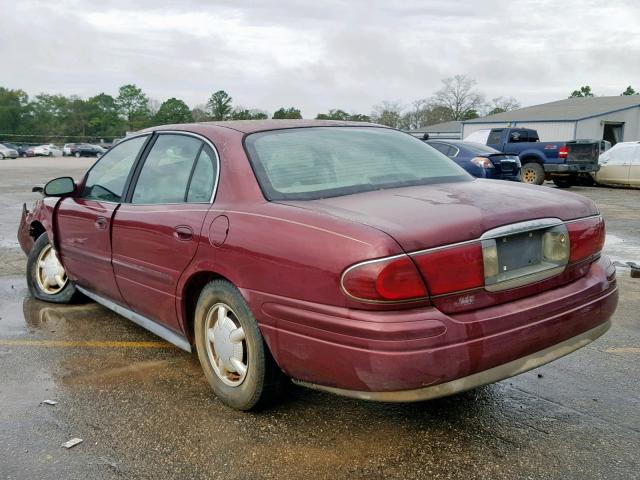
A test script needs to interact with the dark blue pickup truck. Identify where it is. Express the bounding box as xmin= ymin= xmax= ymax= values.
xmin=471 ymin=128 xmax=600 ymax=187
